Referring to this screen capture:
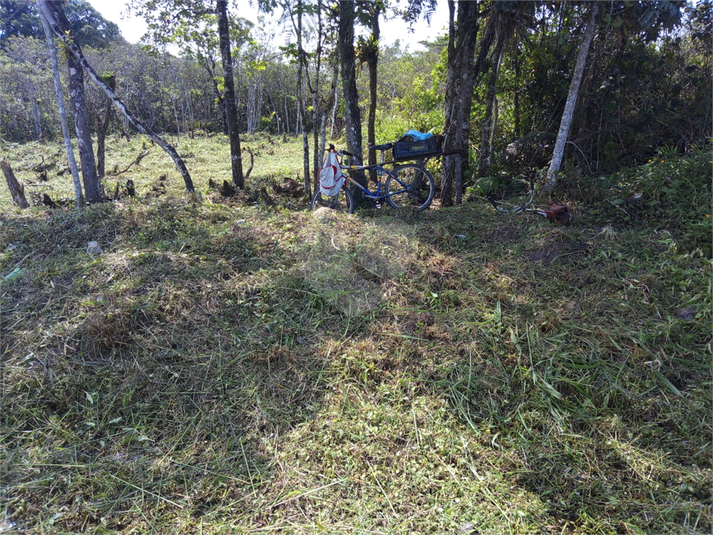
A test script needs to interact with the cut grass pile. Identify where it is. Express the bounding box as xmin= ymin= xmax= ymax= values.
xmin=0 ymin=134 xmax=711 ymax=534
